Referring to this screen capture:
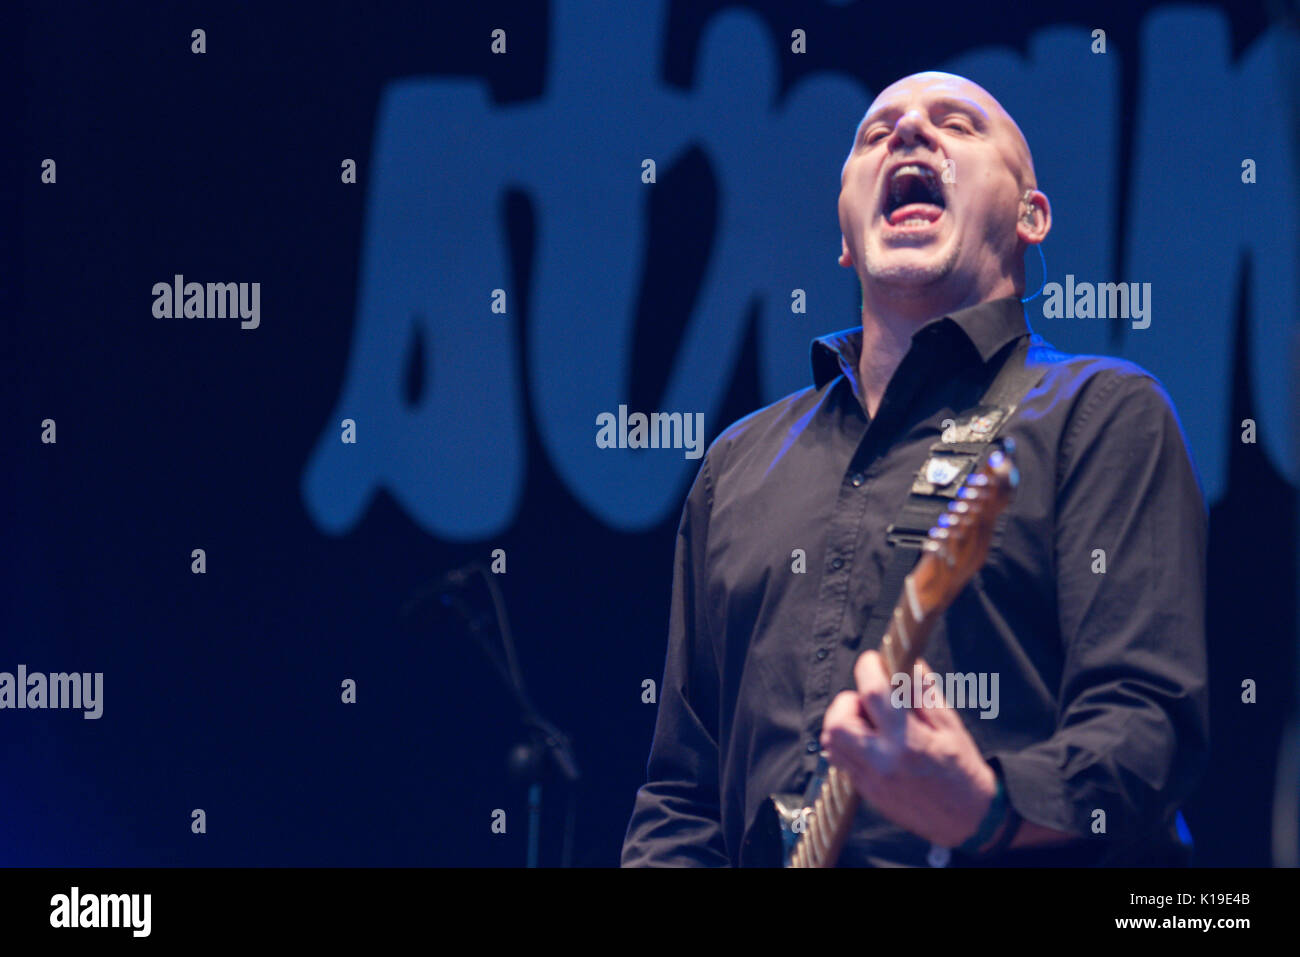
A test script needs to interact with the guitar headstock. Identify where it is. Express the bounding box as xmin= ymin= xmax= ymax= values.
xmin=913 ymin=438 xmax=1019 ymax=611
